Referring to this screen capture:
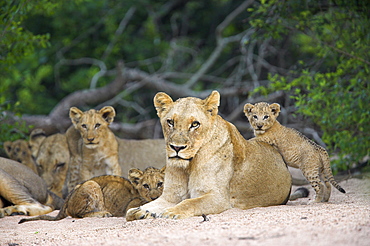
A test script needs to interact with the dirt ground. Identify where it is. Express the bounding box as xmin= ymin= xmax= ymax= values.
xmin=1 ymin=176 xmax=369 ymax=246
